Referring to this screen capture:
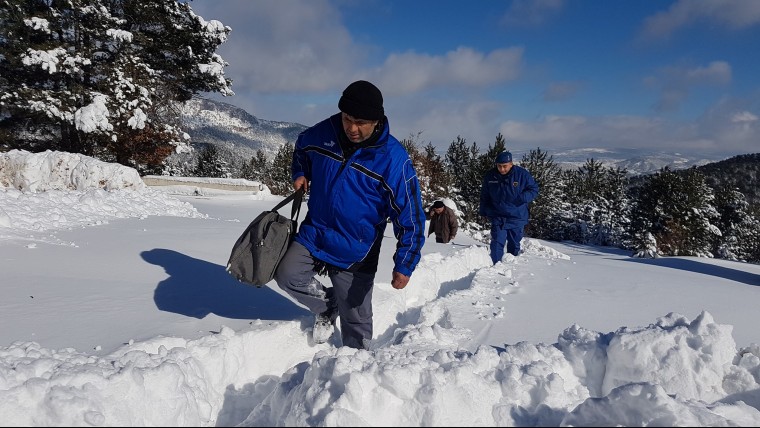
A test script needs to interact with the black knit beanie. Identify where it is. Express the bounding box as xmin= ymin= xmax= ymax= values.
xmin=338 ymin=80 xmax=384 ymax=121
